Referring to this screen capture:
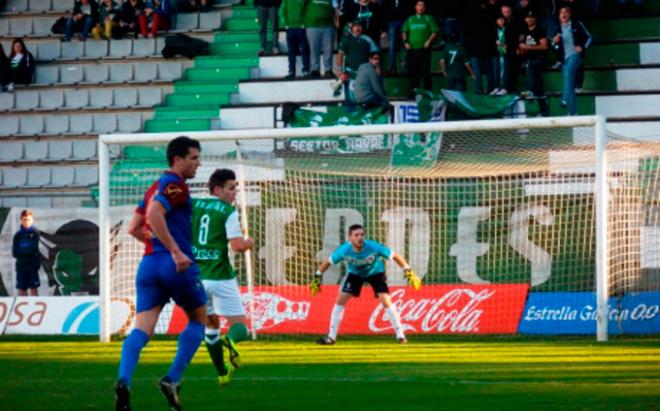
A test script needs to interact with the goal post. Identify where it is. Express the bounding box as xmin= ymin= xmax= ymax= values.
xmin=99 ymin=115 xmax=659 ymax=343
